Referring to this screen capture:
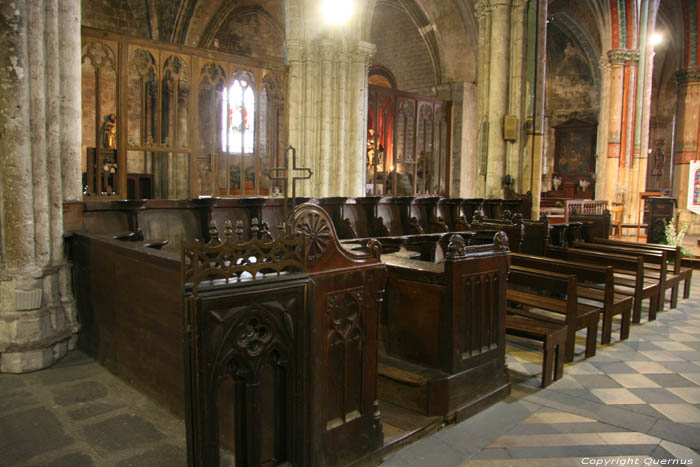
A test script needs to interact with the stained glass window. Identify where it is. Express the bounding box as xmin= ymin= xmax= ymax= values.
xmin=221 ymin=78 xmax=255 ymax=153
